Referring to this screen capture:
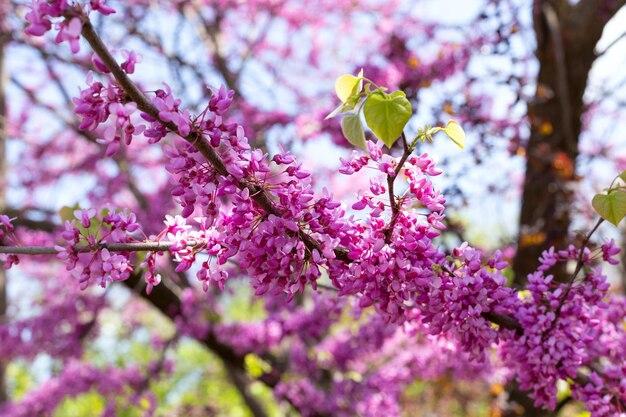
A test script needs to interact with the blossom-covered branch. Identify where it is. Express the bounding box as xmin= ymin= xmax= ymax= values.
xmin=3 ymin=2 xmax=623 ymax=417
